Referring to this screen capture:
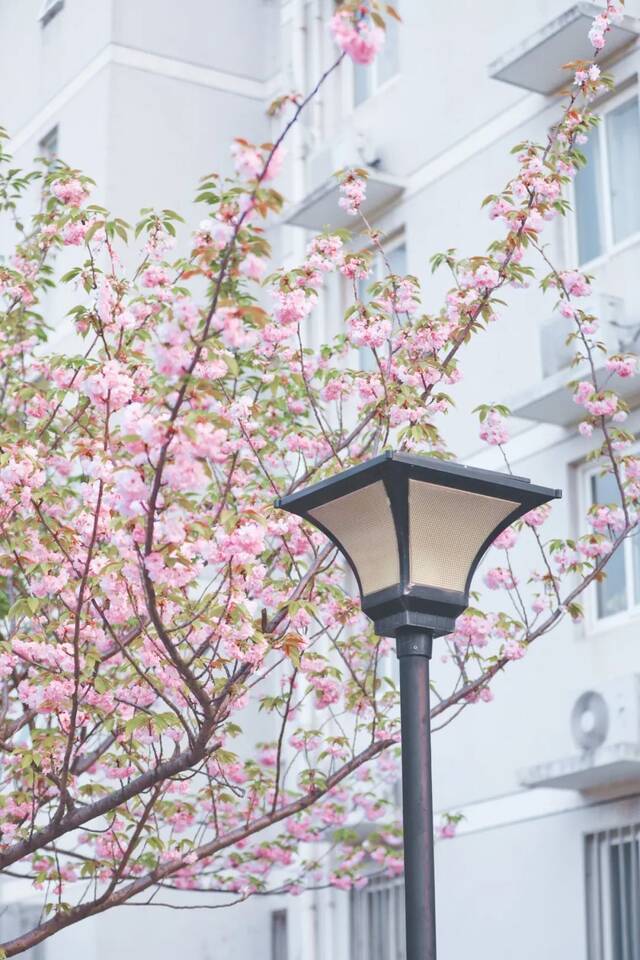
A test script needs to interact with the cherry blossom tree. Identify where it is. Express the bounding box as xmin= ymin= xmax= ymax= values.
xmin=0 ymin=1 xmax=634 ymax=954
